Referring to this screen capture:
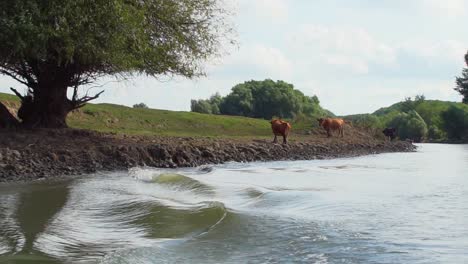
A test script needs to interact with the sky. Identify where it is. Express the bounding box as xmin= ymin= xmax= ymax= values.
xmin=1 ymin=0 xmax=467 ymax=115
